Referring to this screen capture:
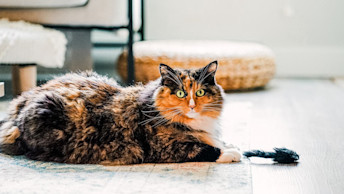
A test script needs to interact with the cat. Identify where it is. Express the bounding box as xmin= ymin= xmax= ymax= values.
xmin=0 ymin=61 xmax=241 ymax=165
